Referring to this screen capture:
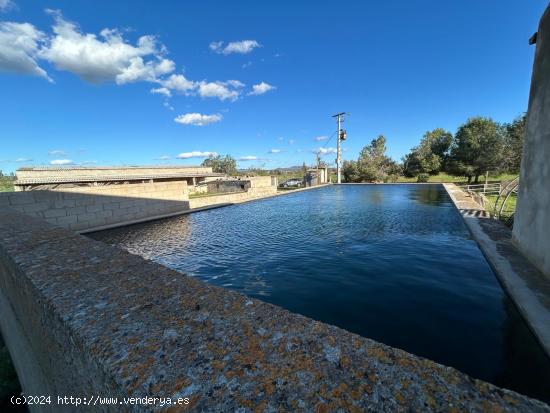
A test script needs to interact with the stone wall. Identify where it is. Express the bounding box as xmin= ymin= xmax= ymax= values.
xmin=513 ymin=5 xmax=550 ymax=278
xmin=0 ymin=181 xmax=189 ymax=233
xmin=0 ymin=208 xmax=546 ymax=412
